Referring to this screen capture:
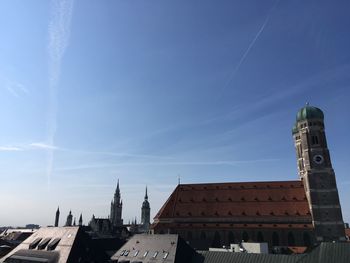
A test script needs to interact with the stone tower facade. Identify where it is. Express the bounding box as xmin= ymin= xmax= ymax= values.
xmin=292 ymin=104 xmax=346 ymax=242
xmin=110 ymin=179 xmax=123 ymax=227
xmin=141 ymin=186 xmax=151 ymax=231
xmin=54 ymin=207 xmax=60 ymax=227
